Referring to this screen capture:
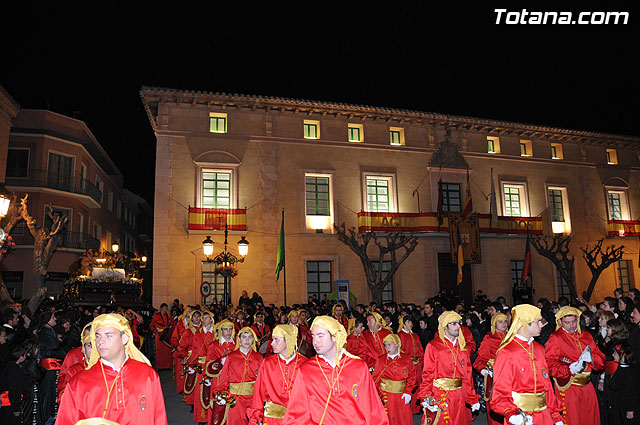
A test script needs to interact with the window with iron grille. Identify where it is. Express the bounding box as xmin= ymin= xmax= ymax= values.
xmin=307 ymin=261 xmax=332 ymax=299
xmin=305 ymin=176 xmax=330 ymax=215
xmin=548 ymin=189 xmax=564 ymax=222
xmin=374 ymin=260 xmax=394 ymax=302
xmin=617 ymin=260 xmax=633 ymax=294
xmin=608 ymin=192 xmax=623 ymax=220
xmin=442 ymin=183 xmax=461 ymax=212
xmin=504 ymin=186 xmax=522 ymax=216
